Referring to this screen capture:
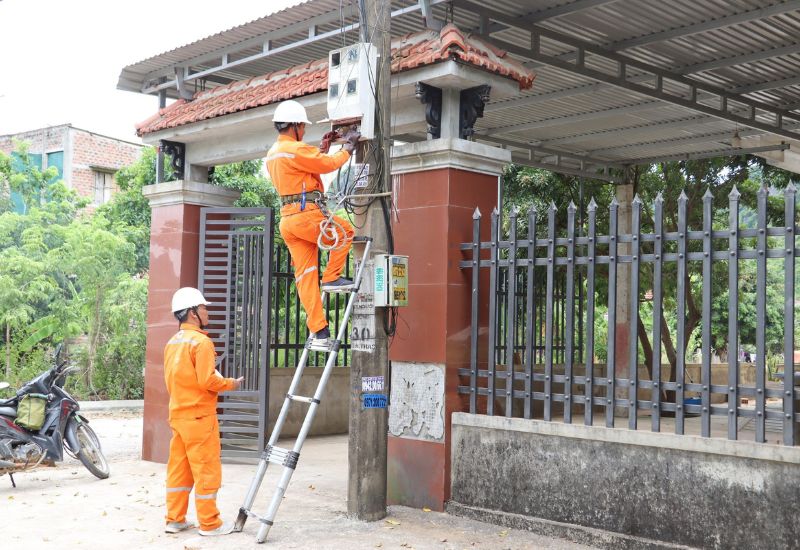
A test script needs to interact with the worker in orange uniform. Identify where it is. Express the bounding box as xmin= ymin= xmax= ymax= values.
xmin=266 ymin=99 xmax=360 ymax=347
xmin=164 ymin=287 xmax=244 ymax=536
